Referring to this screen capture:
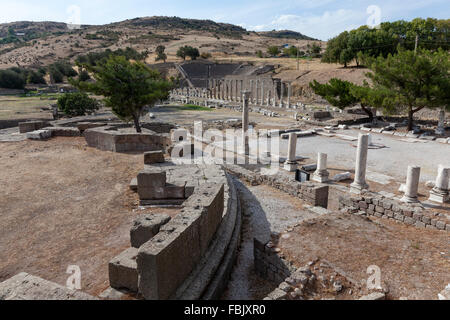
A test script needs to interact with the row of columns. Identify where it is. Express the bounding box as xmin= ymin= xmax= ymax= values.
xmin=282 ymin=132 xmax=449 ymax=204
xmin=173 ymin=79 xmax=293 ymax=108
